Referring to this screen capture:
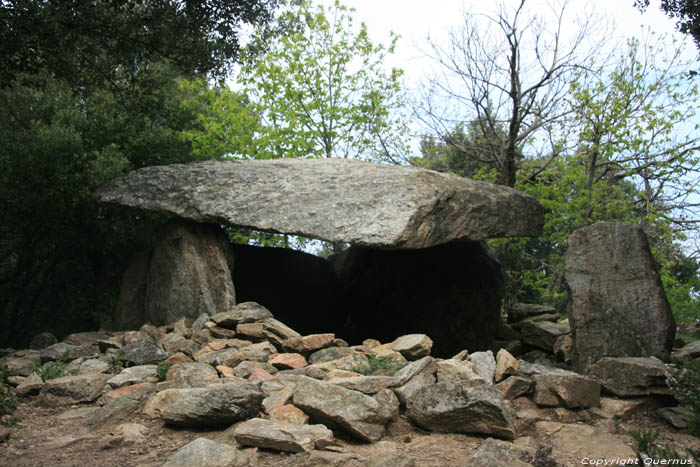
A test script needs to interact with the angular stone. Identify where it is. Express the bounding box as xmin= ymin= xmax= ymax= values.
xmin=671 ymin=340 xmax=700 ymax=363
xmin=233 ymin=361 xmax=278 ymax=378
xmin=519 ymin=320 xmax=570 ymax=353
xmin=95 ymin=158 xmax=545 ymax=248
xmin=16 ymin=373 xmax=44 ymax=396
xmin=159 ymin=333 xmax=199 ymax=356
xmin=162 ymin=438 xmax=257 ymax=467
xmin=62 ymin=331 xmax=107 ymax=346
xmin=308 ymin=347 xmax=356 ymax=364
xmin=235 ymin=418 xmax=334 ymax=452
xmin=144 ymin=220 xmax=236 ymax=326
xmin=268 ymin=404 xmax=309 ymax=425
xmin=495 ymin=376 xmax=532 ymax=400
xmin=467 ymin=350 xmax=496 ymax=383
xmin=435 ymin=359 xmax=485 ymax=384
xmin=40 ymin=343 xmax=91 ymax=364
xmin=588 ymin=356 xmax=671 ymax=396
xmin=283 ymin=334 xmax=335 ymax=353
xmin=466 ymin=438 xmax=532 ymax=467
xmin=406 ymin=382 xmax=516 ymax=440
xmin=30 ymin=332 xmax=58 ymax=350
xmin=565 ymin=222 xmax=676 ymax=372
xmin=164 ymin=362 xmax=220 ymax=388
xmin=78 ymin=358 xmax=111 ymax=375
xmin=495 ymin=349 xmax=519 ymax=383
xmin=291 ymin=375 xmax=399 ymax=442
xmin=40 ymin=373 xmax=111 ymax=406
xmin=211 ymin=302 xmax=274 ymax=328
xmin=393 ymin=359 xmax=438 ymax=405
xmin=538 ymin=422 xmax=636 ymax=461
xmin=533 ymin=369 xmax=600 ymax=408
xmin=507 ymin=303 xmax=557 ymax=322
xmin=106 ymin=365 xmax=157 ymax=388
xmin=0 ymin=350 xmax=41 ymax=376
xmin=326 ymin=375 xmax=400 ymax=394
xmin=553 ymin=335 xmax=574 ymax=363
xmin=158 ymin=382 xmax=264 ymax=428
xmin=387 ymin=334 xmax=433 ymax=360
xmin=269 ymin=353 xmax=308 ymax=370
